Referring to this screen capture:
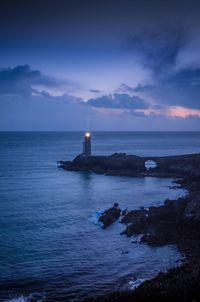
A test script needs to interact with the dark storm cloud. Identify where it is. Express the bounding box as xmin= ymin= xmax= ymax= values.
xmin=0 ymin=65 xmax=39 ymax=96
xmin=123 ymin=14 xmax=200 ymax=110
xmin=1 ymin=0 xmax=200 ymax=51
xmin=0 ymin=65 xmax=72 ymax=97
xmin=87 ymin=93 xmax=151 ymax=110
xmin=168 ymin=68 xmax=200 ymax=85
xmin=0 ymin=0 xmax=200 ymax=130
xmin=134 ymin=67 xmax=200 ymax=109
xmin=127 ymin=27 xmax=186 ymax=75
